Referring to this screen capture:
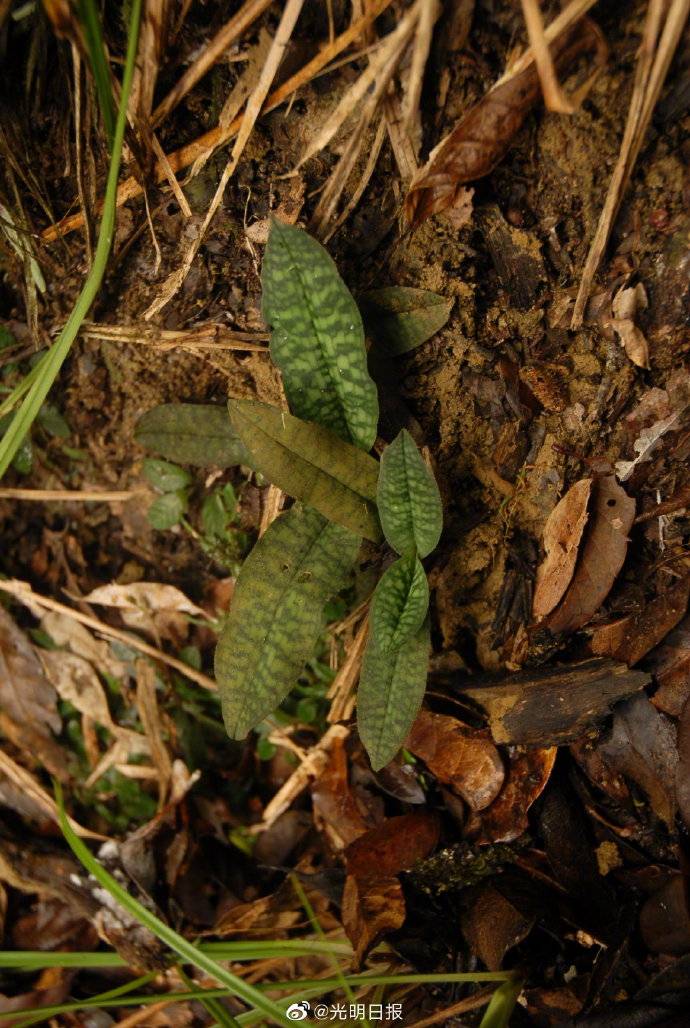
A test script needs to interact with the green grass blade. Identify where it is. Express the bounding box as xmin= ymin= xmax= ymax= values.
xmin=478 ymin=977 xmax=523 ymax=1028
xmin=76 ymin=0 xmax=116 ymax=149
xmin=54 ymin=781 xmax=294 ymax=1026
xmin=0 ymin=0 xmax=142 ymax=480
